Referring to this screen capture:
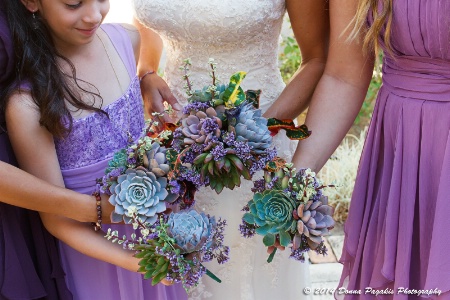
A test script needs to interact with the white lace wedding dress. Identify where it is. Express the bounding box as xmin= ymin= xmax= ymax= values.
xmin=133 ymin=1 xmax=311 ymax=299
